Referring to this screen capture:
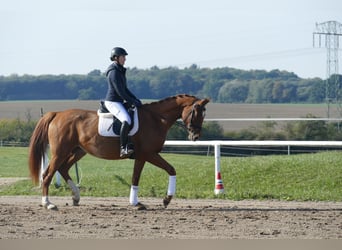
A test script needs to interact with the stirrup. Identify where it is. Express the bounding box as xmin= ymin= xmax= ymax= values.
xmin=120 ymin=147 xmax=134 ymax=158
